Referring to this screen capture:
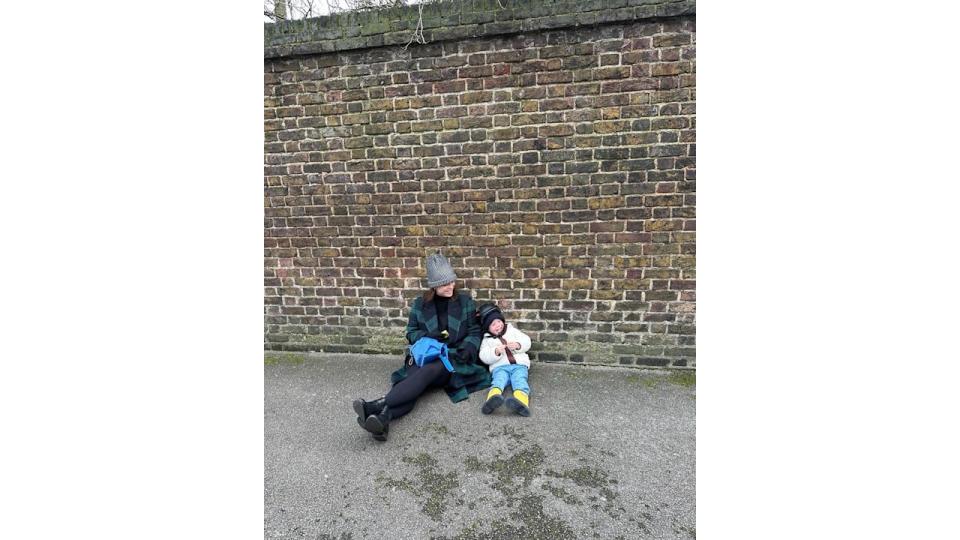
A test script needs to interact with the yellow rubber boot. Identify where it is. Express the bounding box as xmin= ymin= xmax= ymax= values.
xmin=506 ymin=390 xmax=530 ymax=417
xmin=481 ymin=387 xmax=504 ymax=415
